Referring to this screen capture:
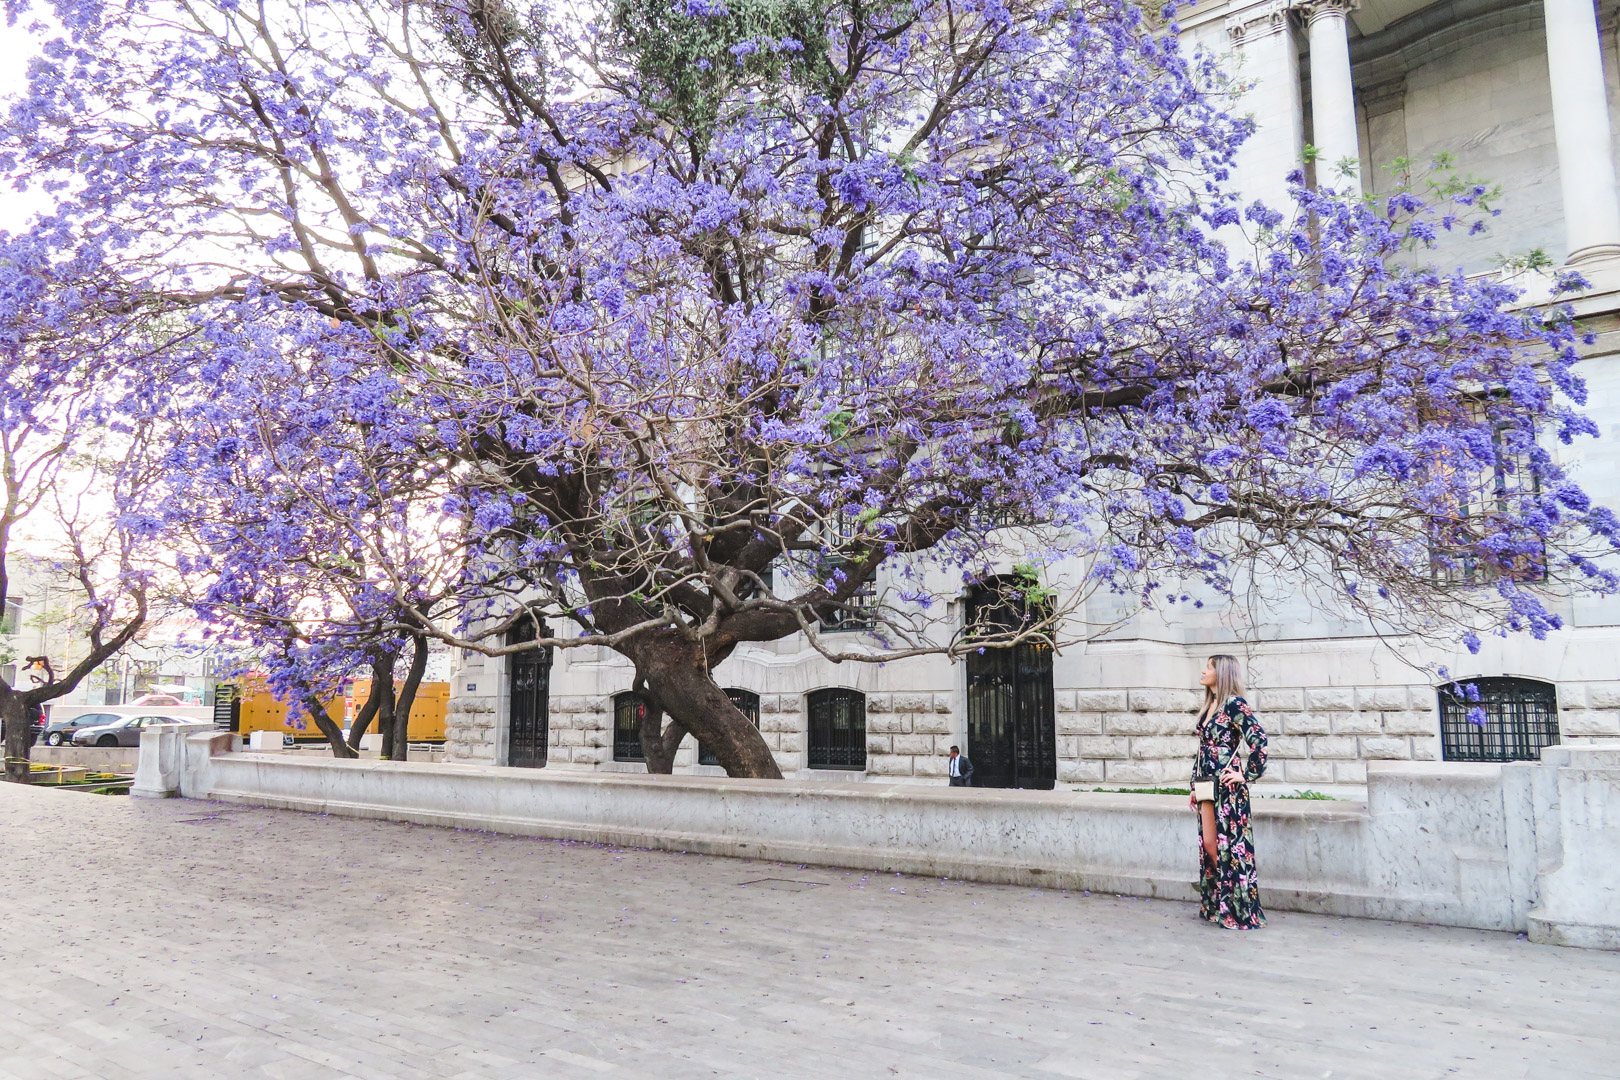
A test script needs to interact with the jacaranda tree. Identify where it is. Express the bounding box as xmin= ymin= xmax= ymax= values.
xmin=3 ymin=0 xmax=1614 ymax=777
